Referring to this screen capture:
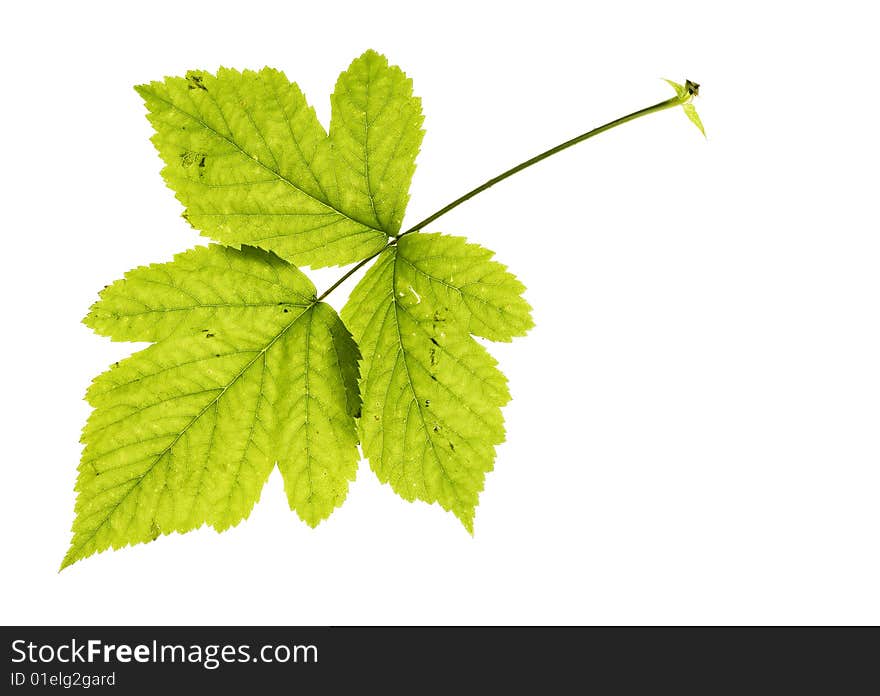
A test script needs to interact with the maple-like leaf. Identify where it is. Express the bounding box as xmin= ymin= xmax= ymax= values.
xmin=136 ymin=50 xmax=423 ymax=268
xmin=68 ymin=49 xmax=702 ymax=566
xmin=341 ymin=233 xmax=532 ymax=531
xmin=64 ymin=245 xmax=360 ymax=568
